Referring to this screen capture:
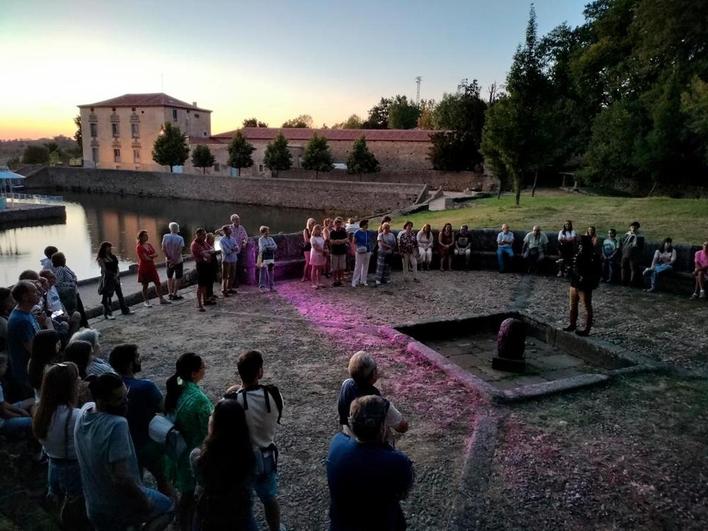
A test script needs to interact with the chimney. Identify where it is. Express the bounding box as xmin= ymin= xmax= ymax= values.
xmin=192 ymin=101 xmax=197 ymax=107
